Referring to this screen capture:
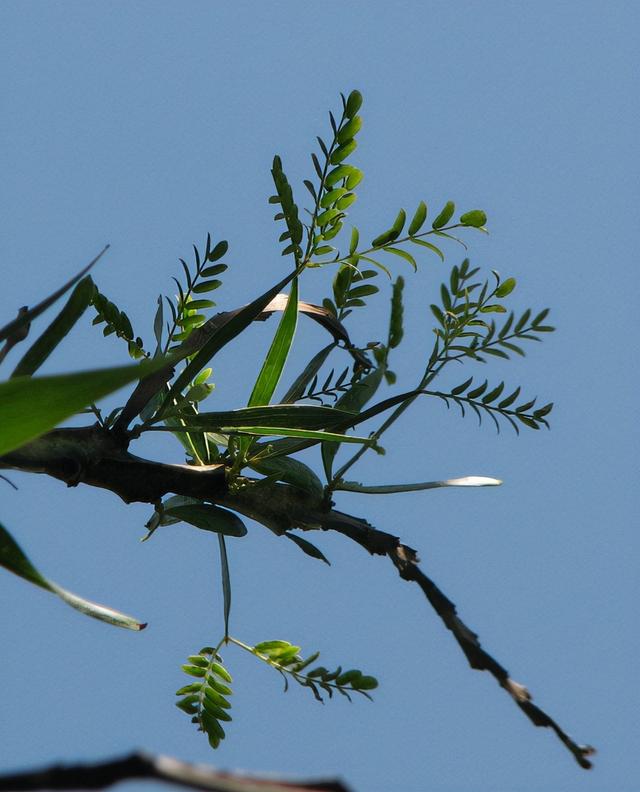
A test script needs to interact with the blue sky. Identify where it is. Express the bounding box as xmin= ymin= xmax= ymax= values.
xmin=1 ymin=3 xmax=637 ymax=791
